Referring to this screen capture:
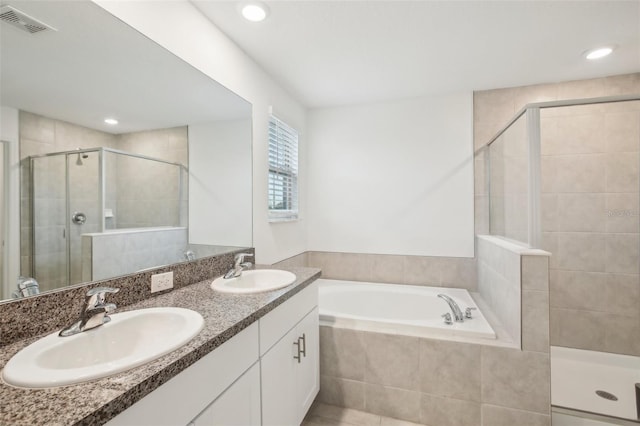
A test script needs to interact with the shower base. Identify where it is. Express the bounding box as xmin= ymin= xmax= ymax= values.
xmin=551 ymin=346 xmax=640 ymax=424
